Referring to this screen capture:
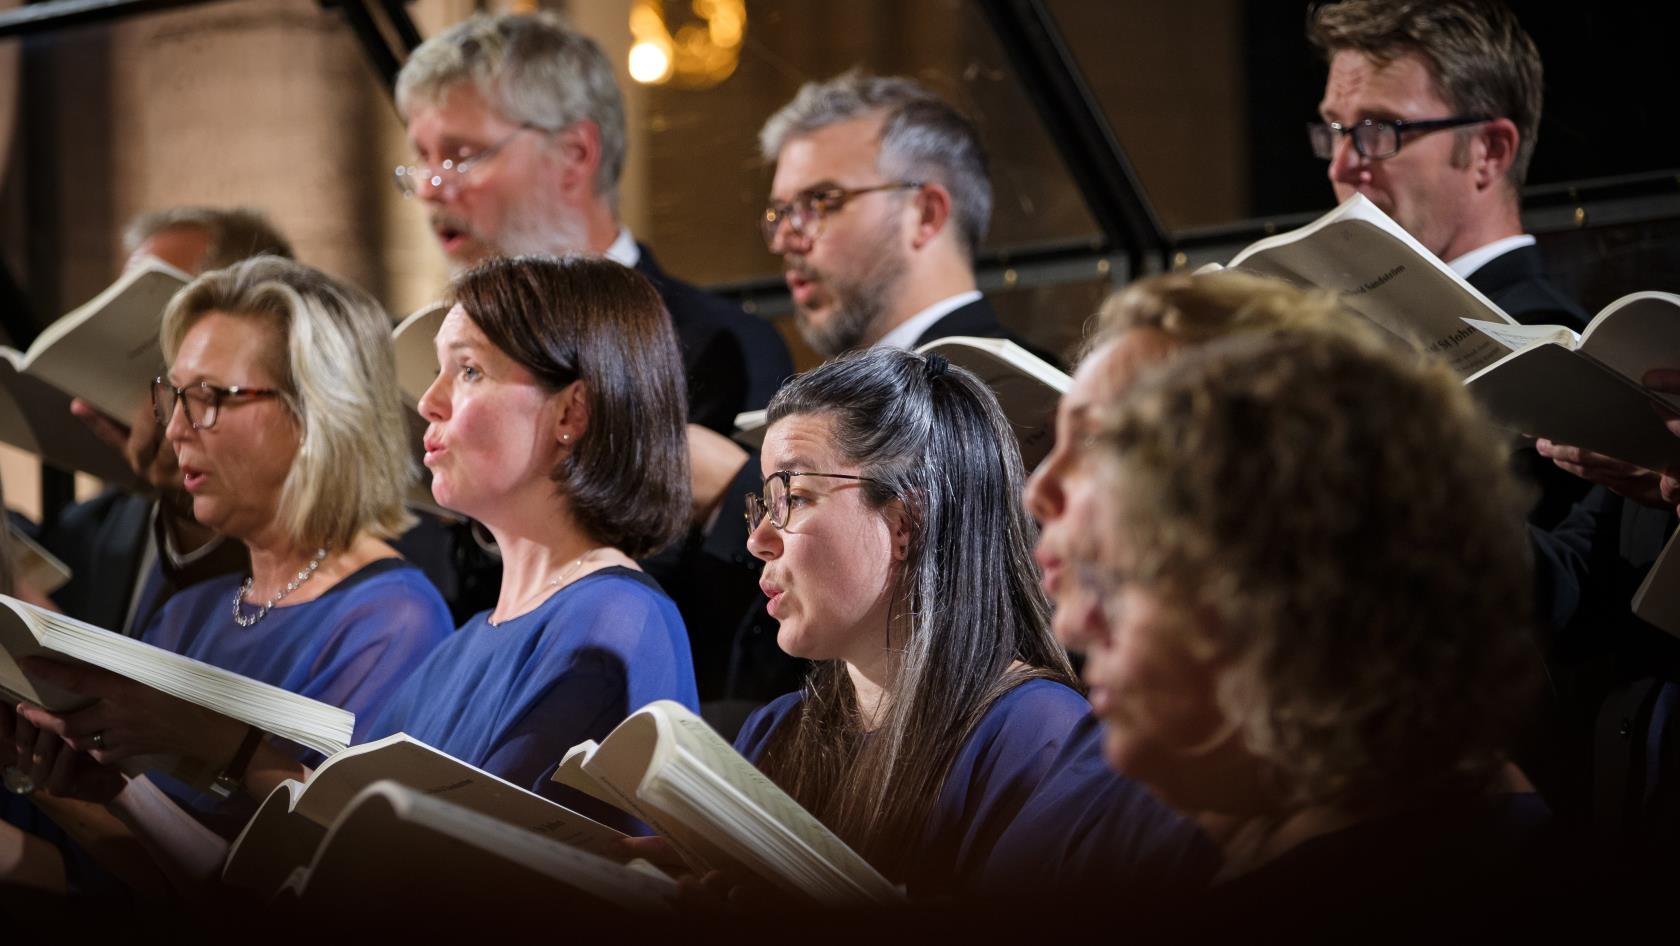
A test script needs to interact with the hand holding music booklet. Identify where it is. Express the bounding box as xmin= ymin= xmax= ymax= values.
xmin=1461 ymin=292 xmax=1680 ymax=472
xmin=0 ymin=257 xmax=189 ymax=480
xmin=0 ymin=594 xmax=353 ymax=760
xmin=1215 ymin=196 xmax=1680 ymax=471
